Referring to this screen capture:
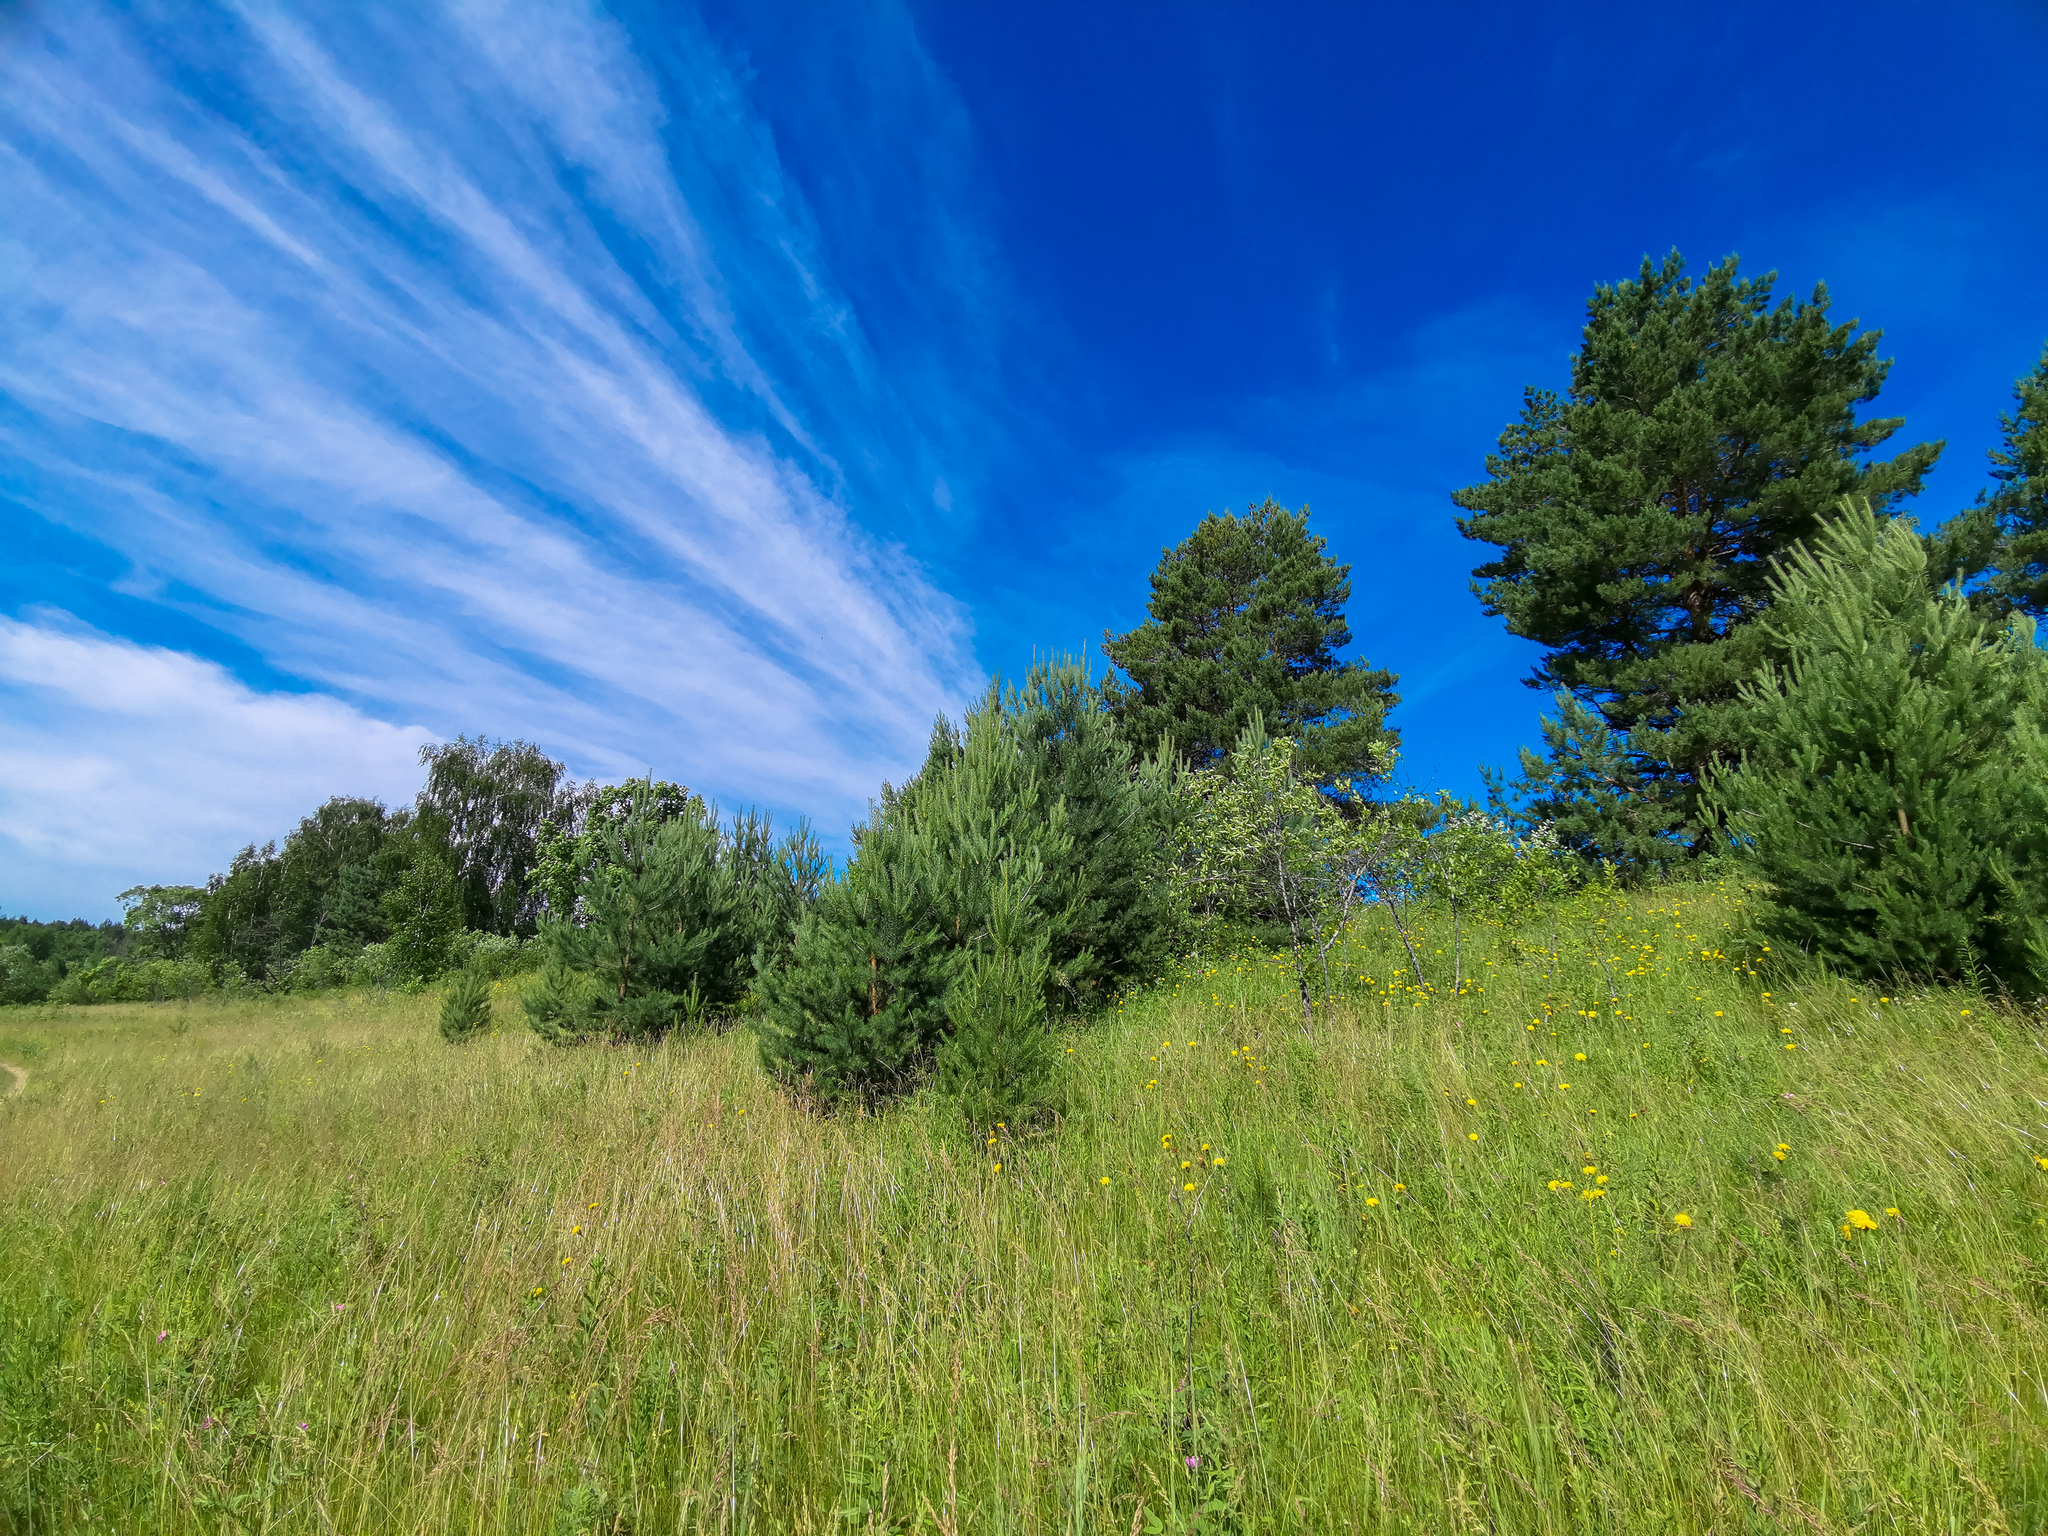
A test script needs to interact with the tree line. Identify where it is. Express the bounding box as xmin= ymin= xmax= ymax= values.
xmin=7 ymin=245 xmax=2045 ymax=1124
